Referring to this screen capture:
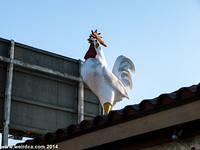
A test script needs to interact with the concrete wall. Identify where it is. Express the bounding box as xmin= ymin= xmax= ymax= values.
xmin=0 ymin=38 xmax=101 ymax=137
